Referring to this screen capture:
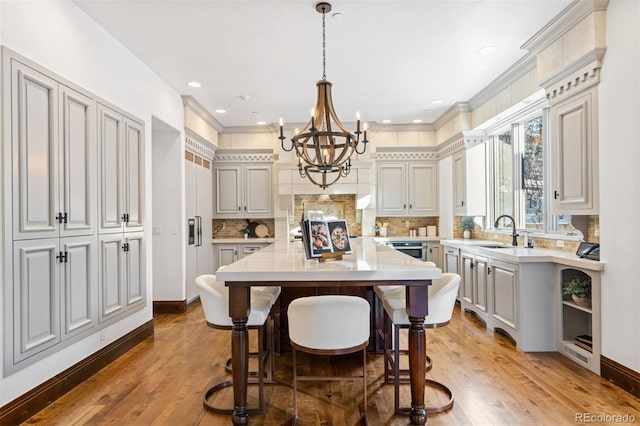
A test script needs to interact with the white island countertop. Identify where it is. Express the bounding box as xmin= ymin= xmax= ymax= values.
xmin=216 ymin=237 xmax=442 ymax=282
